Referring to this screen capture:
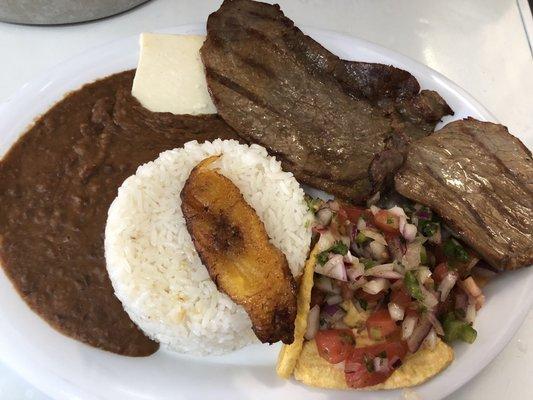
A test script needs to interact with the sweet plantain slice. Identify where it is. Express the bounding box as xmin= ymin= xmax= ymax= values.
xmin=181 ymin=156 xmax=297 ymax=344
